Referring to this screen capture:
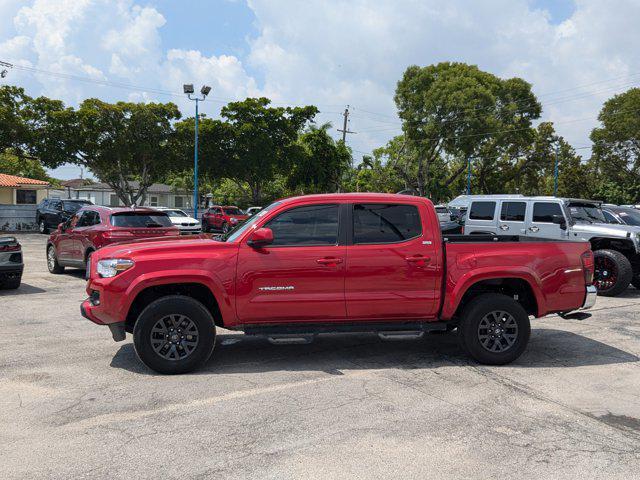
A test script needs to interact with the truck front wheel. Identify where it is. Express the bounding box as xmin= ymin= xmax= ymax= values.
xmin=593 ymin=249 xmax=632 ymax=297
xmin=457 ymin=294 xmax=531 ymax=365
xmin=133 ymin=295 xmax=216 ymax=374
